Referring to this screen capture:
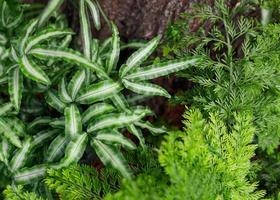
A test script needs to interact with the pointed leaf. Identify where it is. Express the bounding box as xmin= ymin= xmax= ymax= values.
xmin=127 ymin=124 xmax=145 ymax=148
xmin=27 ymin=117 xmax=52 ymax=132
xmin=95 ymin=130 xmax=136 ymax=150
xmin=65 ymin=104 xmax=82 ymax=140
xmin=87 ymin=109 xmax=148 ymax=133
xmin=124 ymin=57 xmax=201 ymax=81
xmin=120 ymin=36 xmax=160 ymax=77
xmin=106 ymin=23 xmax=120 ymax=74
xmin=76 ymin=80 xmax=123 ymax=104
xmin=135 ymin=121 xmax=167 ymax=135
xmin=91 ymin=139 xmax=130 ymax=178
xmin=31 ymin=129 xmax=58 ymax=148
xmin=19 ymin=19 xmax=38 ymax=54
xmin=86 ymin=0 xmax=101 ymax=30
xmin=25 ymin=28 xmax=74 ymax=53
xmin=8 ymin=67 xmax=23 ymax=111
xmin=38 ymin=0 xmax=64 ymax=27
xmin=0 ymin=102 xmax=13 ymax=116
xmin=49 ymin=117 xmax=65 ymax=129
xmin=58 ymin=77 xmax=72 ymax=103
xmin=10 ymin=138 xmax=32 ymax=172
xmin=80 ymin=0 xmax=91 ymax=59
xmin=122 ymin=79 xmax=171 ymax=98
xmin=57 ymin=133 xmax=88 ymax=167
xmin=14 ymin=165 xmax=47 ymax=184
xmin=45 ymin=135 xmax=69 ymax=163
xmin=68 ymin=69 xmax=86 ymax=100
xmin=29 ymin=47 xmax=109 ymax=79
xmin=82 ymin=103 xmax=115 ymax=124
xmin=19 ymin=55 xmax=51 ymax=85
xmin=0 ymin=118 xmax=22 ymax=148
xmin=45 ymin=90 xmax=66 ymax=113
